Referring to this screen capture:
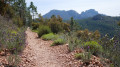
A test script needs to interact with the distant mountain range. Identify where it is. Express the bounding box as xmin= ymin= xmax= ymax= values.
xmin=43 ymin=9 xmax=100 ymax=20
